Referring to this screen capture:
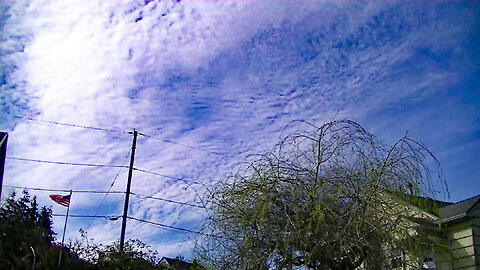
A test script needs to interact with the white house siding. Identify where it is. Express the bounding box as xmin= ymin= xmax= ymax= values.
xmin=472 ymin=208 xmax=480 ymax=269
xmin=435 ymin=219 xmax=478 ymax=270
